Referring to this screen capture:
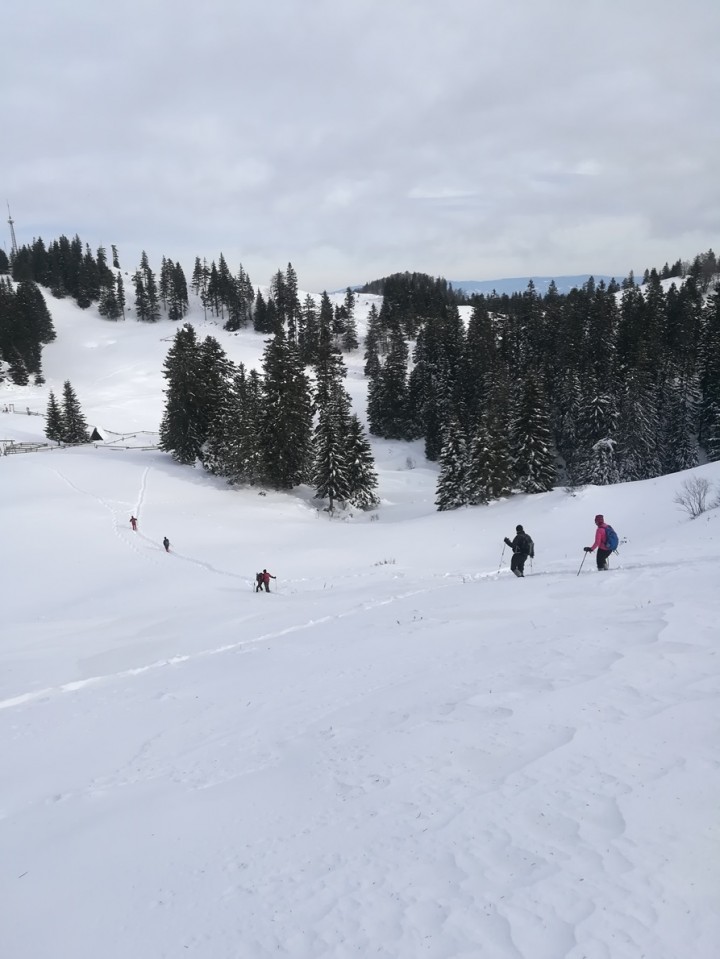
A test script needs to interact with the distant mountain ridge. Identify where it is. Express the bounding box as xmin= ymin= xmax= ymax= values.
xmin=450 ymin=275 xmax=618 ymax=296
